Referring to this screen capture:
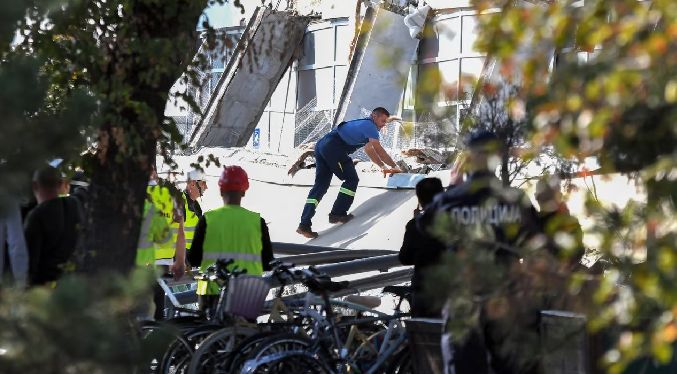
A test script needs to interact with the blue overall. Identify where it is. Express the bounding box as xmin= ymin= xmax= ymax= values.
xmin=300 ymin=119 xmax=379 ymax=228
